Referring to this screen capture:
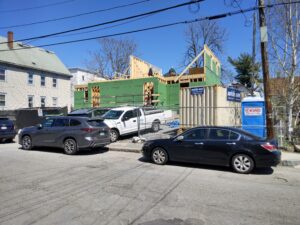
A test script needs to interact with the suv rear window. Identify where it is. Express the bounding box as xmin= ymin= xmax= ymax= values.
xmin=70 ymin=119 xmax=81 ymax=126
xmin=87 ymin=120 xmax=105 ymax=127
xmin=0 ymin=118 xmax=12 ymax=125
